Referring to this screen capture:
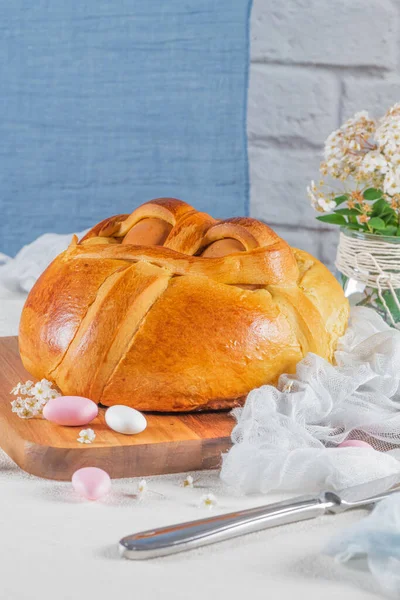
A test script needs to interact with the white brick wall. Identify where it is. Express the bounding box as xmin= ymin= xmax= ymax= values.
xmin=248 ymin=0 xmax=400 ymax=270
